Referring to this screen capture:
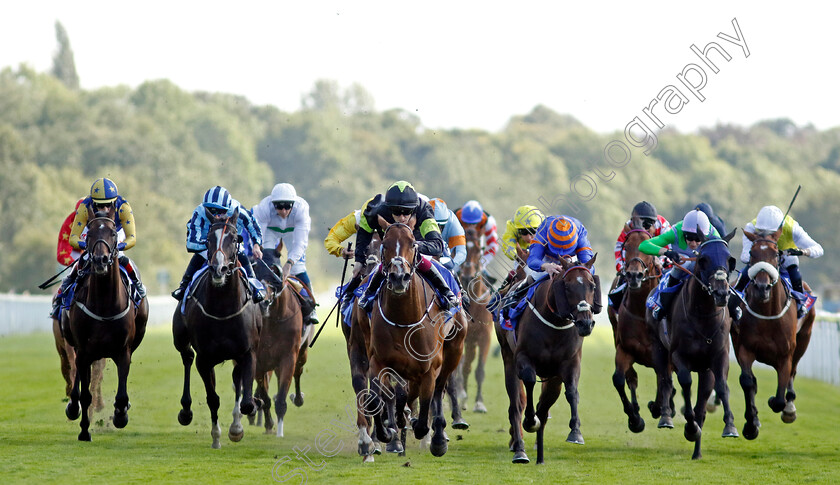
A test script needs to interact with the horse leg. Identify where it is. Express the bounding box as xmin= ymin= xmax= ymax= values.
xmin=196 ymin=356 xmax=221 ymax=449
xmin=517 ymin=354 xmax=540 ymax=433
xmin=173 ymin=312 xmax=194 ymax=426
xmin=77 ymin=355 xmax=92 ymax=441
xmin=253 ymin=373 xmax=274 ymax=433
xmin=53 ymin=319 xmax=74 ymax=399
xmin=274 ymin=352 xmax=297 ymax=438
xmin=690 ymin=369 xmax=715 ymax=460
xmin=412 ymin=374 xmax=434 ymax=441
xmin=290 ymin=345 xmax=308 ymax=407
xmin=238 ymin=350 xmax=258 ymax=417
xmin=429 ymin=383 xmax=449 ymax=457
xmin=229 ymin=365 xmax=244 ymax=442
xmin=535 ymin=377 xmax=563 ymax=465
xmin=737 ymin=349 xmax=760 ymax=440
xmin=65 ymin=361 xmax=82 ymax=421
xmin=461 ymin=339 xmax=476 ymax=403
xmin=498 ymin=331 xmax=528 ymax=462
xmin=112 ymin=349 xmax=132 ymax=429
xmin=768 ymin=359 xmax=792 ymax=415
xmin=613 ymin=348 xmax=644 ymax=433
xmin=713 ymin=360 xmax=738 ymax=438
xmin=445 ymin=372 xmax=468 ymax=431
xmin=91 ymin=359 xmax=106 ymax=414
xmin=473 ymin=328 xmax=491 ymax=413
xmin=368 ymin=359 xmax=396 ymax=443
xmin=675 ymin=365 xmax=700 ymax=444
xmin=649 ymin=338 xmax=674 ymax=428
xmin=390 ymin=384 xmax=407 ymax=456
